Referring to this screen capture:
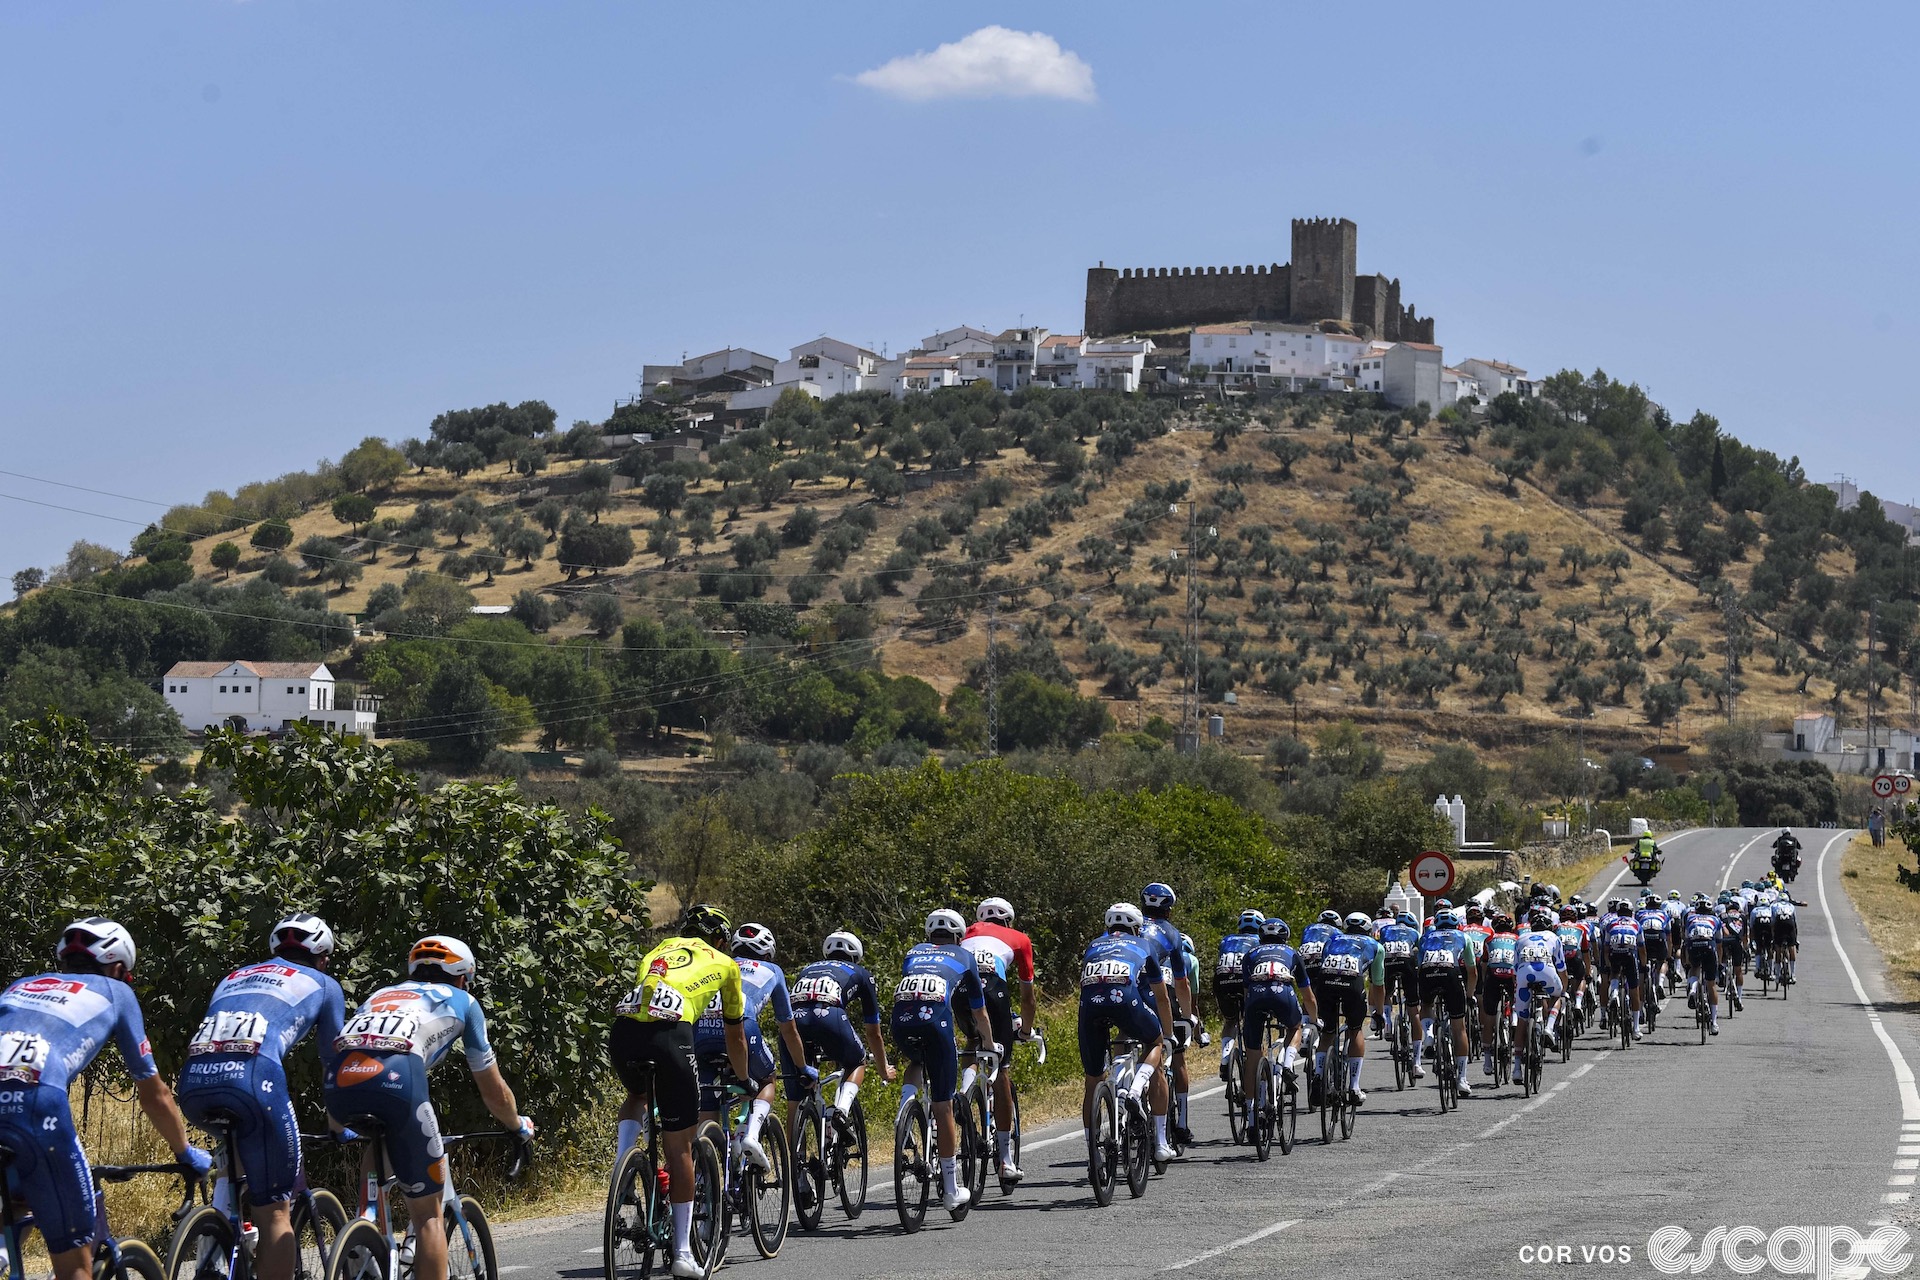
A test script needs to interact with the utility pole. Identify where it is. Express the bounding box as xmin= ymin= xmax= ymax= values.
xmin=1720 ymin=586 xmax=1741 ymax=722
xmin=986 ymin=590 xmax=999 ymax=756
xmin=1180 ymin=502 xmax=1201 ymax=751
xmin=1867 ymin=598 xmax=1878 ymax=770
